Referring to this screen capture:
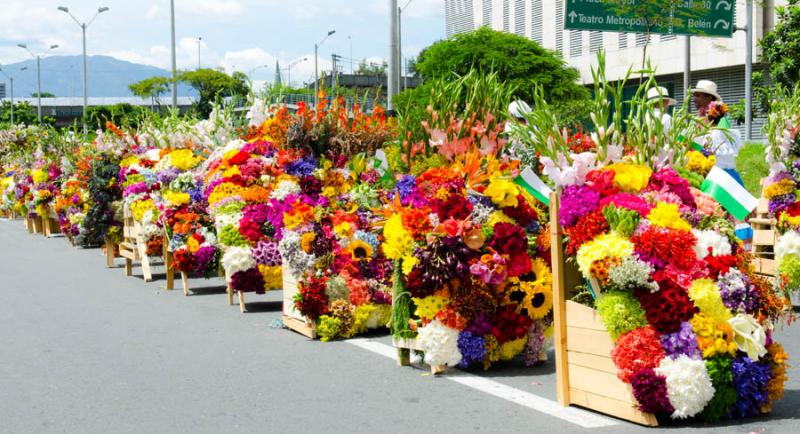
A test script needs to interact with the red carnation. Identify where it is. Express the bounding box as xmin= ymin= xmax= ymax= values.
xmin=296 ymin=276 xmax=330 ymax=320
xmin=228 ymin=150 xmax=252 ymax=166
xmin=564 ymin=209 xmax=609 ymax=255
xmin=585 ymin=169 xmax=618 ymax=197
xmin=611 ymin=326 xmax=665 ymax=383
xmin=705 ymin=254 xmax=738 ymax=279
xmin=489 ymin=223 xmax=531 ymax=276
xmin=503 ymin=195 xmax=538 ymax=227
xmin=238 ymin=217 xmax=263 ymax=243
xmin=631 ymin=225 xmax=697 ymax=270
xmin=635 ymin=278 xmax=697 ymax=334
xmin=433 ymin=193 xmax=473 ymax=221
xmin=491 ymin=305 xmax=532 ymax=343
